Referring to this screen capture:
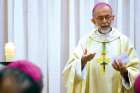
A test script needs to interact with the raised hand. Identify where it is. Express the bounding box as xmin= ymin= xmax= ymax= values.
xmin=112 ymin=59 xmax=128 ymax=76
xmin=81 ymin=48 xmax=96 ymax=70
